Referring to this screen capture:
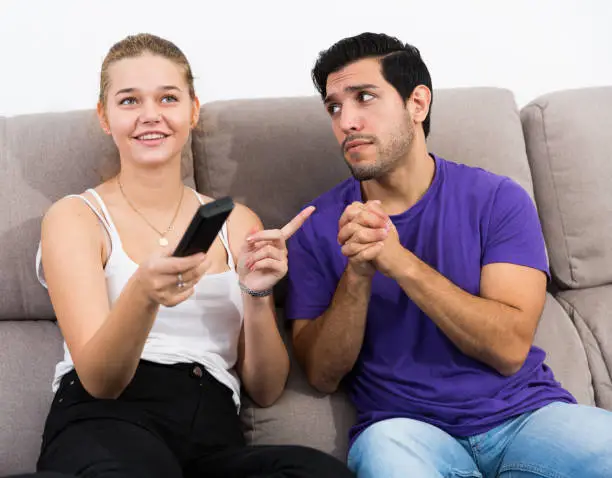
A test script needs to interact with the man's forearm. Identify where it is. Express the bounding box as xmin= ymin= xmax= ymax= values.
xmin=392 ymin=250 xmax=532 ymax=375
xmin=294 ymin=267 xmax=372 ymax=393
